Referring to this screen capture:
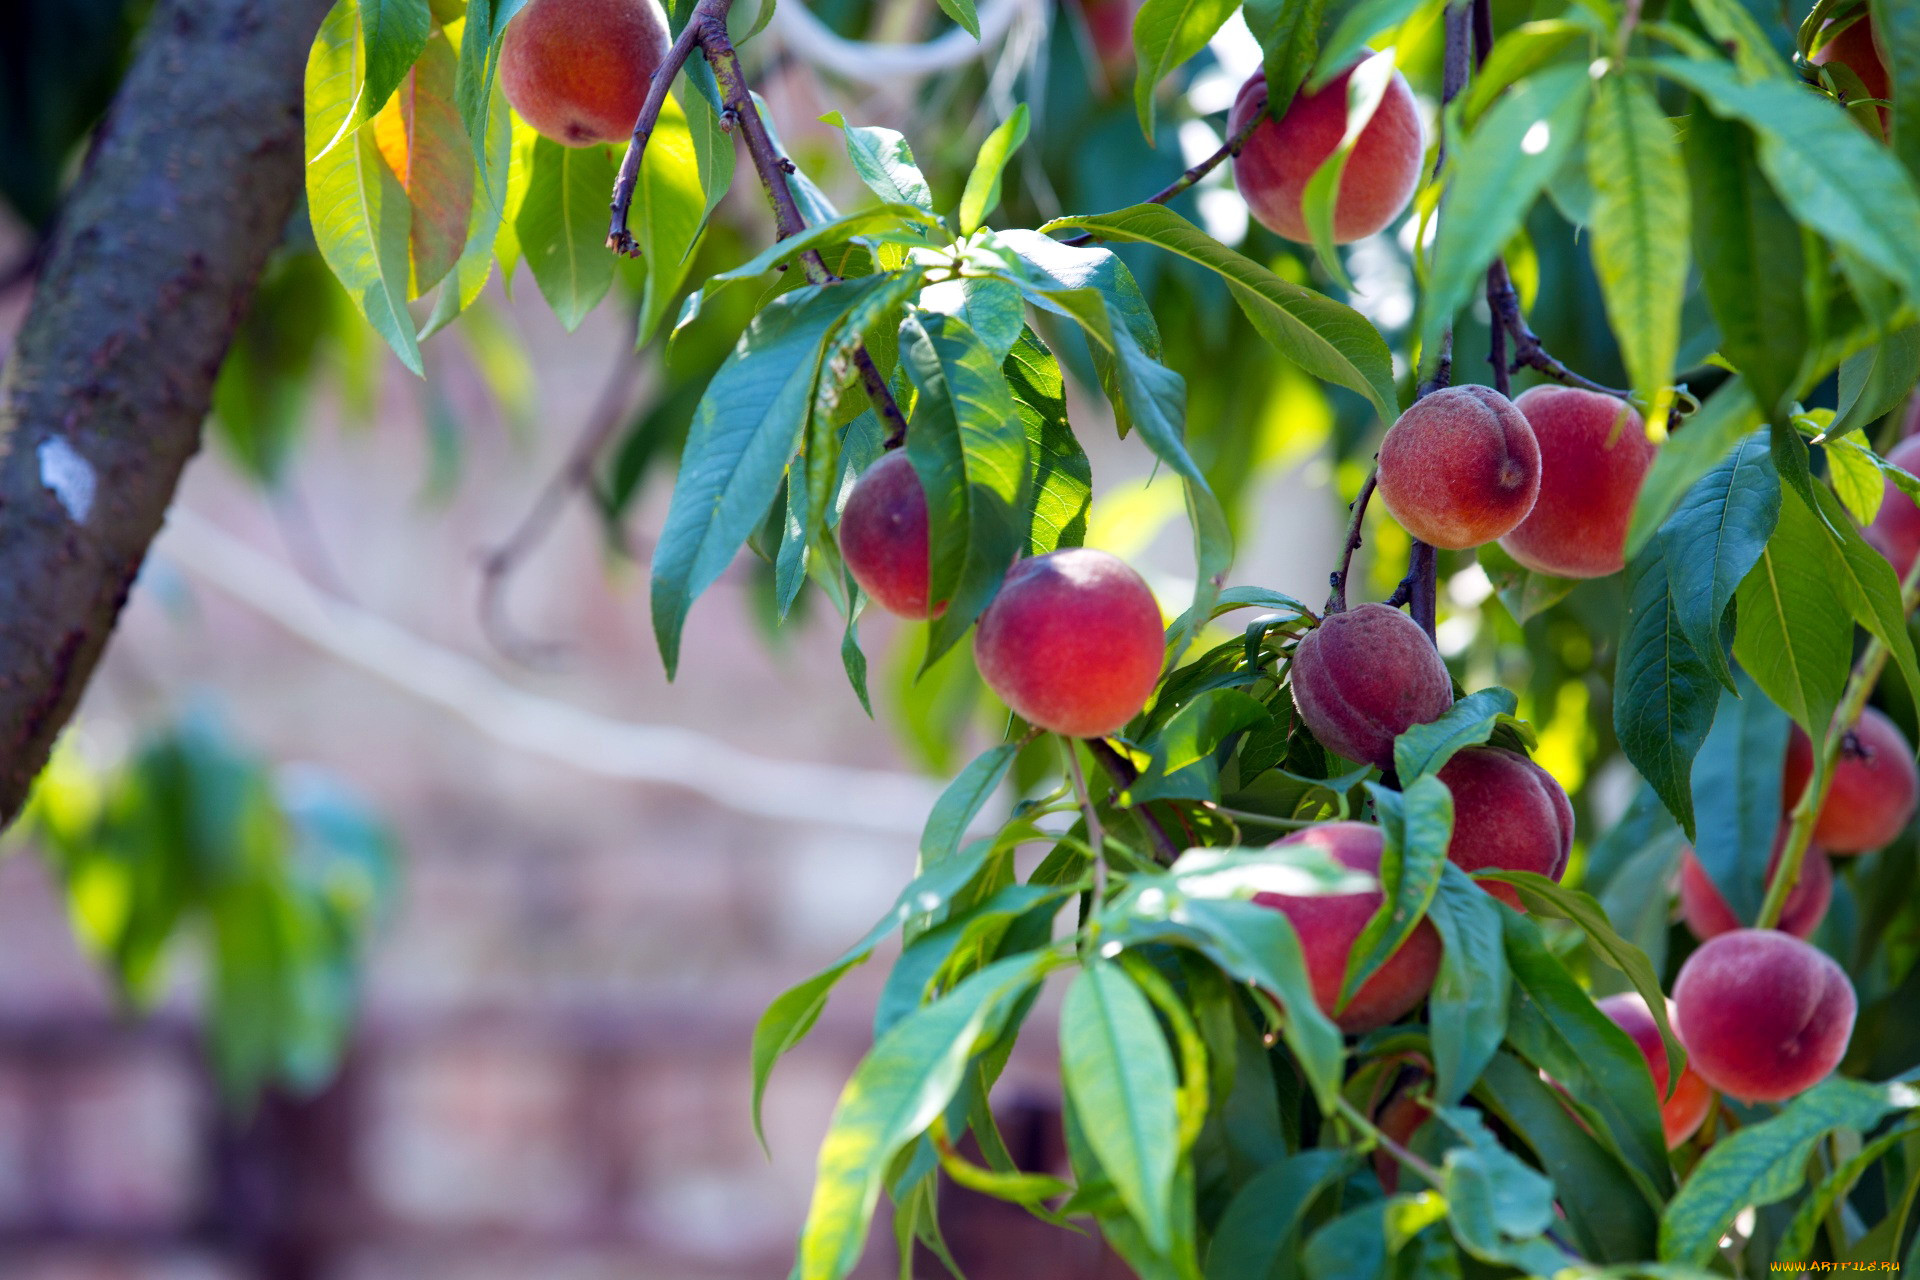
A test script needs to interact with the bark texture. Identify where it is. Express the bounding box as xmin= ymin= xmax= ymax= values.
xmin=0 ymin=0 xmax=333 ymax=822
